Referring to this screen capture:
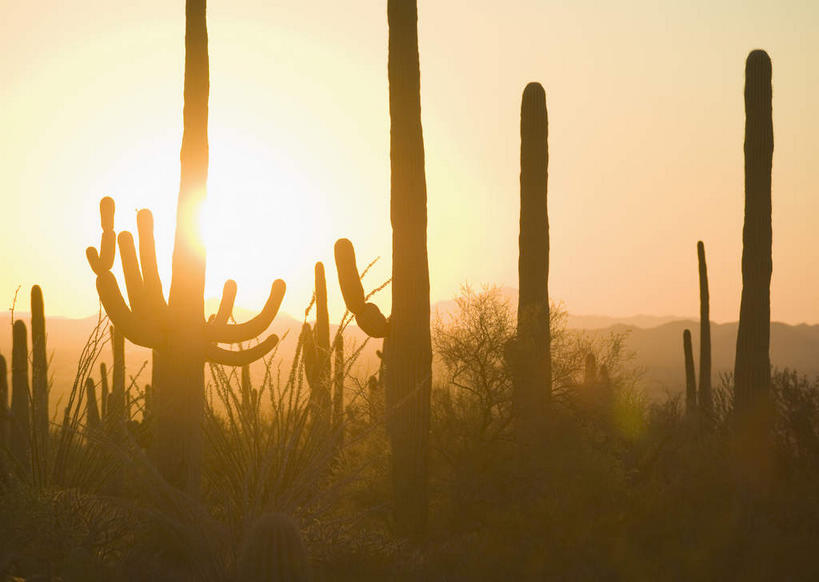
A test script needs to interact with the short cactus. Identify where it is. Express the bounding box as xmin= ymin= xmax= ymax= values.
xmin=85 ymin=378 xmax=101 ymax=430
